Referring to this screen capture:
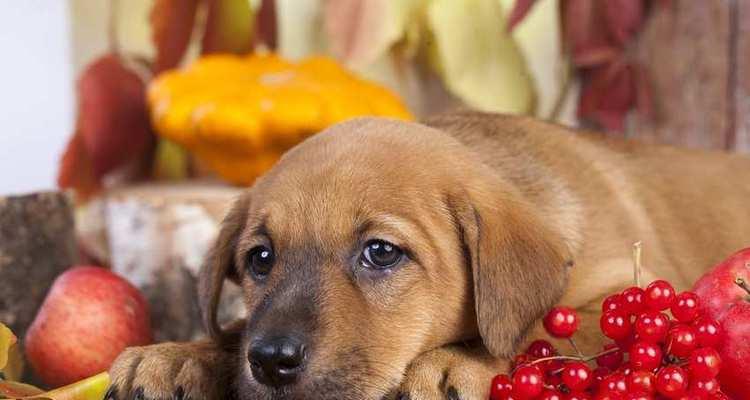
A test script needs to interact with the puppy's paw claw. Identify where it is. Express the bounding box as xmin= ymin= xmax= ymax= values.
xmin=108 ymin=342 xmax=227 ymax=400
